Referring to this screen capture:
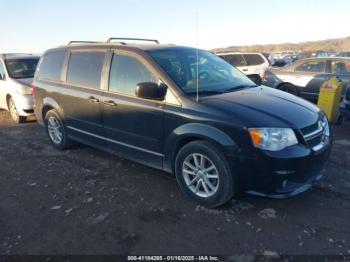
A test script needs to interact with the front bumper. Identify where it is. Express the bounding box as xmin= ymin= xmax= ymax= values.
xmin=237 ymin=139 xmax=332 ymax=198
xmin=14 ymin=93 xmax=34 ymax=116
